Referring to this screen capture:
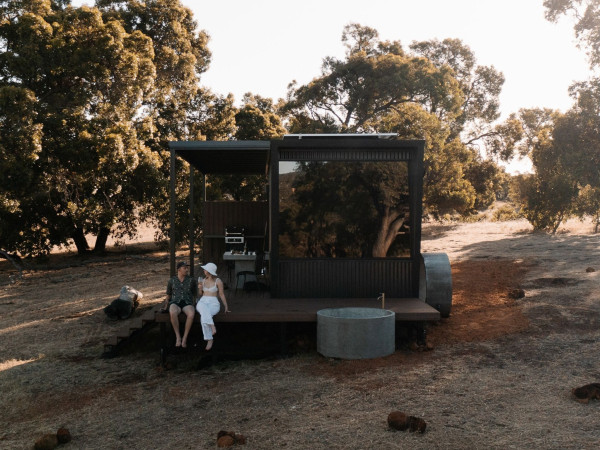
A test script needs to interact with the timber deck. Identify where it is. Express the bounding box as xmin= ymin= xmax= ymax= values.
xmin=103 ymin=292 xmax=439 ymax=356
xmin=155 ymin=296 xmax=440 ymax=323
